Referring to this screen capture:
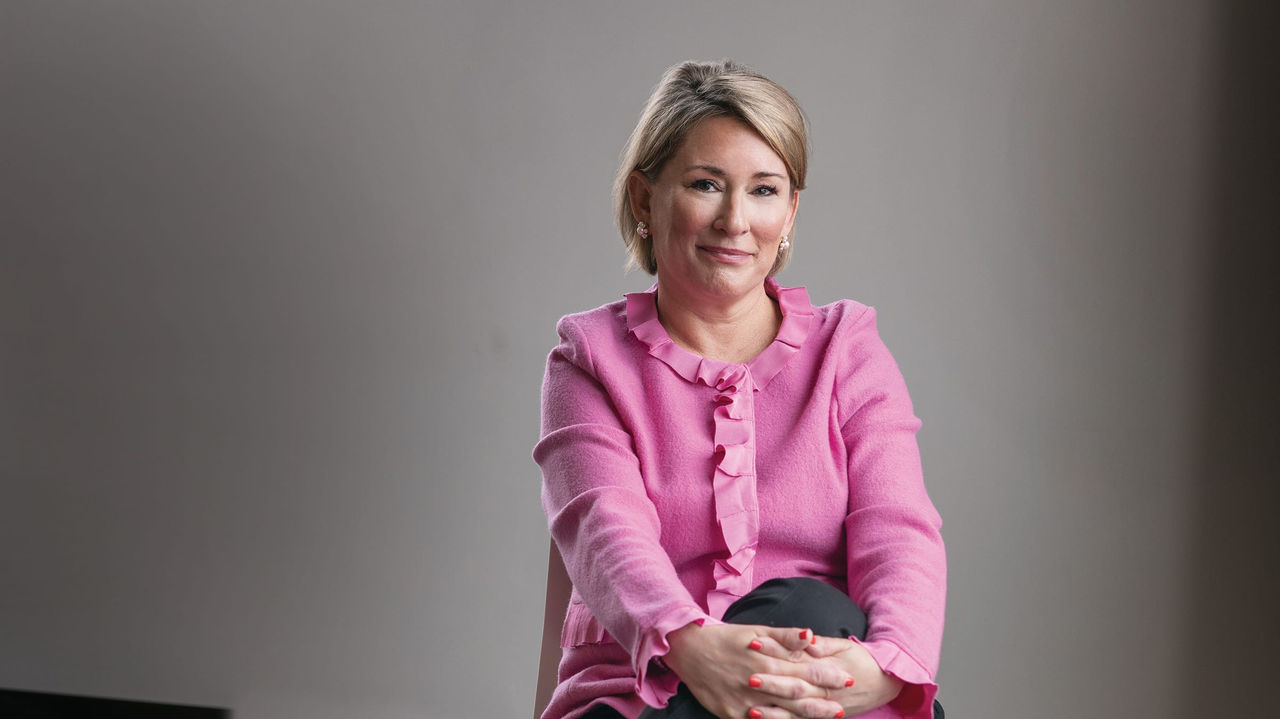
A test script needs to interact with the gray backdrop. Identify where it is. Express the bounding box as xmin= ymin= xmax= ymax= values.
xmin=3 ymin=2 xmax=1276 ymax=719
